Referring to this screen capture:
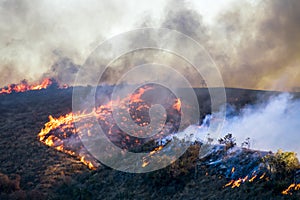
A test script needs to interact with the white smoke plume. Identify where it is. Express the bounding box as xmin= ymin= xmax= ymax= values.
xmin=216 ymin=93 xmax=300 ymax=156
